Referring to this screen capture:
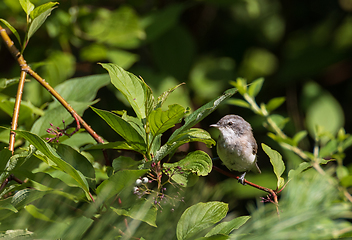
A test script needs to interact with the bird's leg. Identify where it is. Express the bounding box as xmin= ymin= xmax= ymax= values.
xmin=238 ymin=172 xmax=247 ymax=185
